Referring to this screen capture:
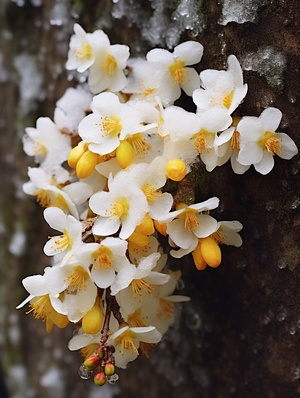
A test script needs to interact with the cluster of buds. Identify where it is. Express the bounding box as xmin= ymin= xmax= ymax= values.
xmin=17 ymin=23 xmax=298 ymax=387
